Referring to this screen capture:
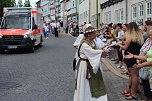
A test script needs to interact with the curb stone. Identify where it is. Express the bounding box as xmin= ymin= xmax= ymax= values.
xmin=102 ymin=58 xmax=129 ymax=79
